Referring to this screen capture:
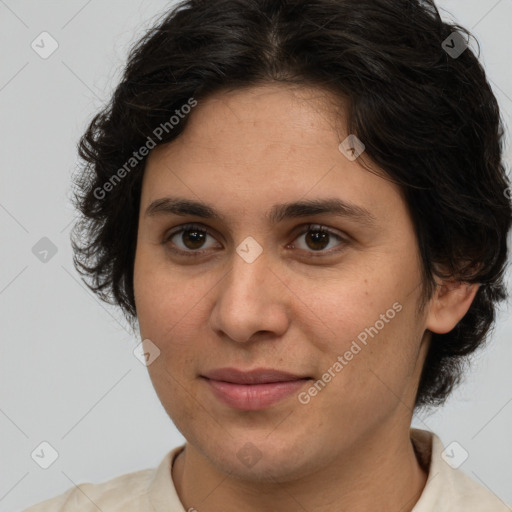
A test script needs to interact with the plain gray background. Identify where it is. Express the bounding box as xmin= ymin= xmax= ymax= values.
xmin=1 ymin=1 xmax=511 ymax=510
